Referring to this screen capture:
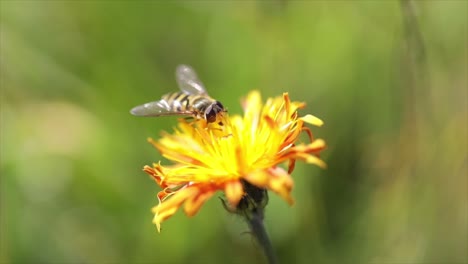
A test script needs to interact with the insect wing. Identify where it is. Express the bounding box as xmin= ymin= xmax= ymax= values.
xmin=176 ymin=64 xmax=207 ymax=95
xmin=130 ymin=99 xmax=192 ymax=117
